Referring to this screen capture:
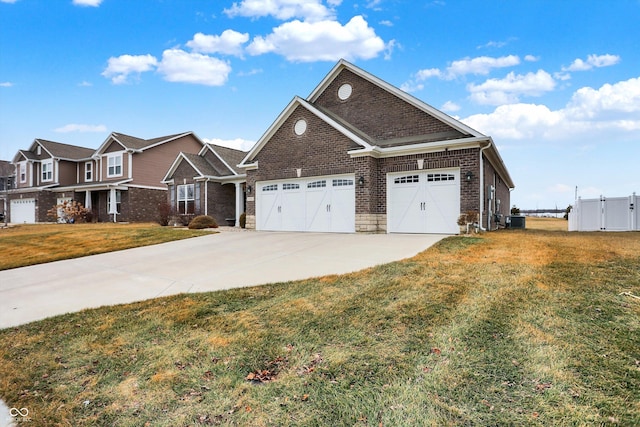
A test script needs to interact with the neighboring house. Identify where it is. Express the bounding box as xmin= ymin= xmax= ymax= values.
xmin=238 ymin=59 xmax=514 ymax=234
xmin=7 ymin=132 xmax=205 ymax=223
xmin=10 ymin=139 xmax=95 ymax=224
xmin=162 ymin=143 xmax=247 ymax=226
xmin=0 ymin=160 xmax=15 ymax=220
